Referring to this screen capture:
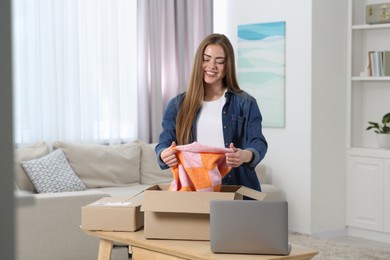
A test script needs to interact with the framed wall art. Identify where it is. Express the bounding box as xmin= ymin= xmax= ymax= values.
xmin=237 ymin=21 xmax=286 ymax=128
